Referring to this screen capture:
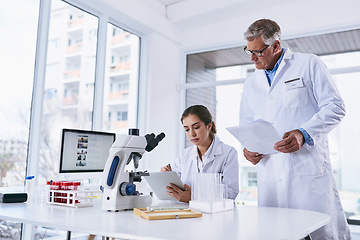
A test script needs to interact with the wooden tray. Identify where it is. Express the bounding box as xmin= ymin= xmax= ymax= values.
xmin=133 ymin=207 xmax=202 ymax=220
